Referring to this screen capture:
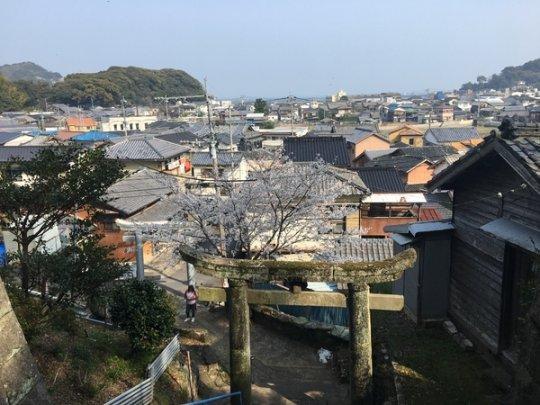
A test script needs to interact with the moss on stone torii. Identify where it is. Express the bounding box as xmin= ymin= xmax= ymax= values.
xmin=176 ymin=243 xmax=416 ymax=404
xmin=175 ymin=243 xmax=416 ymax=283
